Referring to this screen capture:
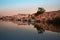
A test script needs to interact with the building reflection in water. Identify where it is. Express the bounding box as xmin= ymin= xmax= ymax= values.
xmin=0 ymin=20 xmax=60 ymax=34
xmin=32 ymin=22 xmax=60 ymax=34
xmin=10 ymin=21 xmax=60 ymax=34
